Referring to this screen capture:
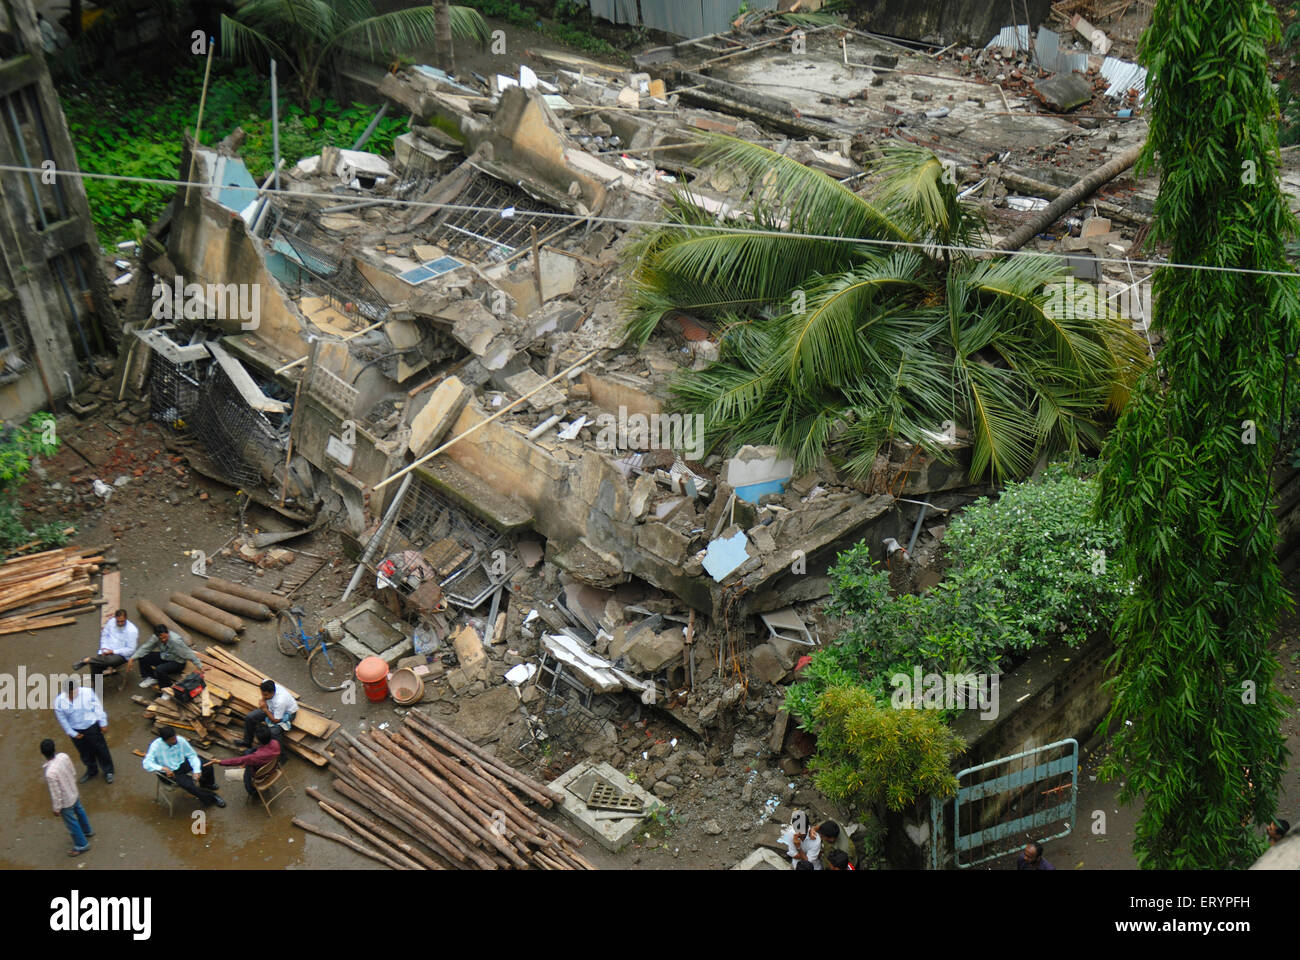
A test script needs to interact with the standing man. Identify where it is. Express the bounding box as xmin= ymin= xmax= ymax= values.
xmin=129 ymin=623 xmax=203 ymax=690
xmin=53 ymin=679 xmax=114 ymax=784
xmin=41 ymin=738 xmax=93 ymax=857
xmin=142 ymin=725 xmax=225 ymax=808
xmin=74 ymin=608 xmax=138 ymax=679
xmin=1016 ymin=840 xmax=1055 ymax=870
xmin=238 ymin=679 xmax=296 ymax=749
xmin=782 ymin=810 xmax=822 ymax=869
xmin=817 ymin=820 xmax=856 ymax=871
